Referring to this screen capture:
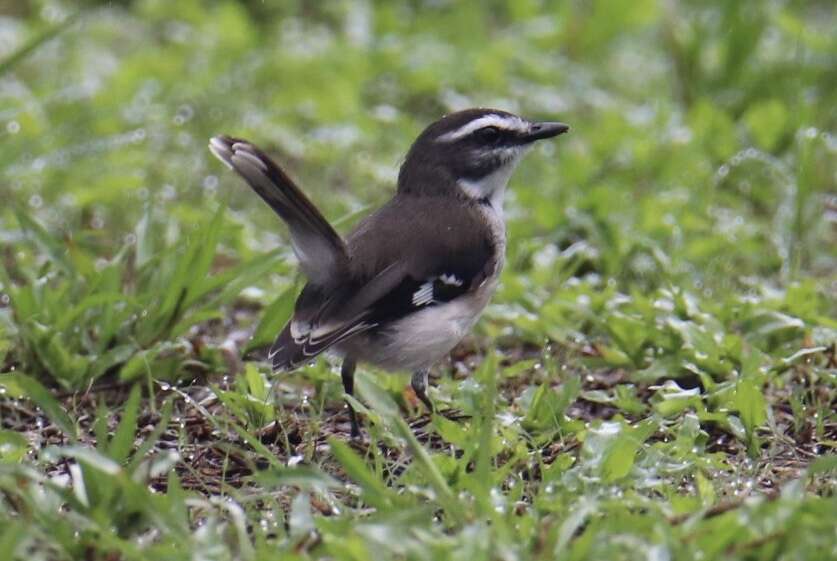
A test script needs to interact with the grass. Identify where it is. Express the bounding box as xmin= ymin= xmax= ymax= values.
xmin=1 ymin=1 xmax=835 ymax=559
